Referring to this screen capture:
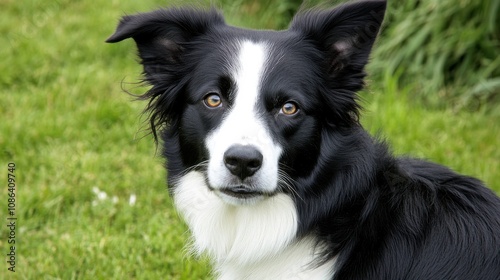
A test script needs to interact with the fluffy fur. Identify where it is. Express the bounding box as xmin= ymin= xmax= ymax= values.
xmin=107 ymin=1 xmax=500 ymax=279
